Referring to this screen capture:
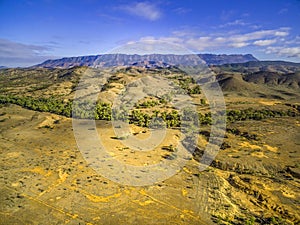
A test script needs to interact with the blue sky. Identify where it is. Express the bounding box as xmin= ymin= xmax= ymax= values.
xmin=0 ymin=0 xmax=300 ymax=67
